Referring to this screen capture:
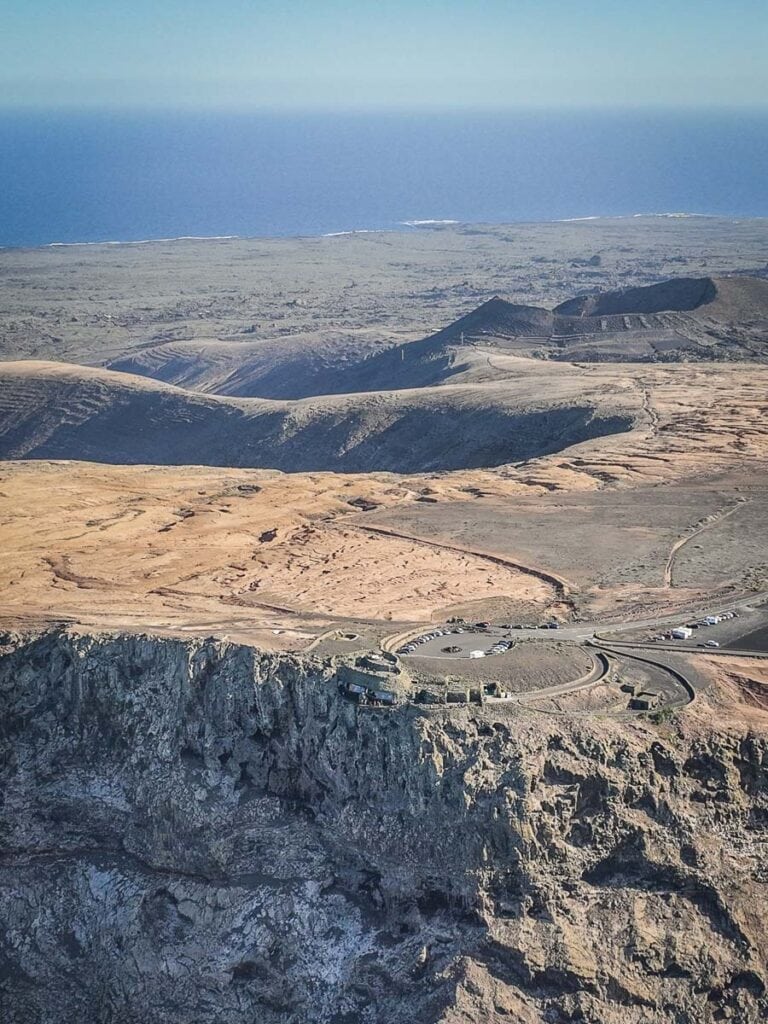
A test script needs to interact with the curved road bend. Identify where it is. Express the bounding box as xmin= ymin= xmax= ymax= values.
xmin=513 ymin=650 xmax=611 ymax=706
